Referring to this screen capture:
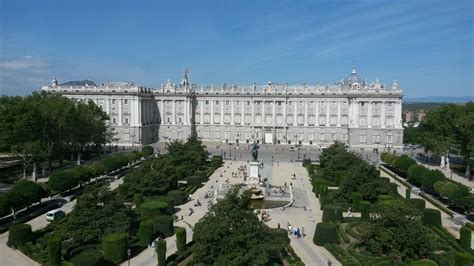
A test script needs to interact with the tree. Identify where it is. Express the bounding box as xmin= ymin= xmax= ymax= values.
xmin=60 ymin=186 xmax=132 ymax=244
xmin=361 ymin=201 xmax=433 ymax=260
xmin=192 ymin=186 xmax=282 ymax=265
xmin=141 ymin=145 xmax=154 ymax=157
xmin=8 ymin=180 xmax=46 ymax=210
xmin=176 ymin=227 xmax=187 ymax=253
